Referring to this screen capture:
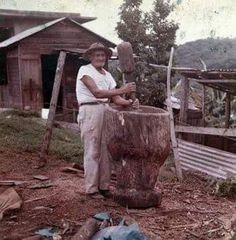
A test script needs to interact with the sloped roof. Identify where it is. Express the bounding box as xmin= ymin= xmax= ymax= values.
xmin=0 ymin=9 xmax=95 ymax=24
xmin=0 ymin=17 xmax=116 ymax=49
xmin=177 ymin=68 xmax=236 ymax=95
